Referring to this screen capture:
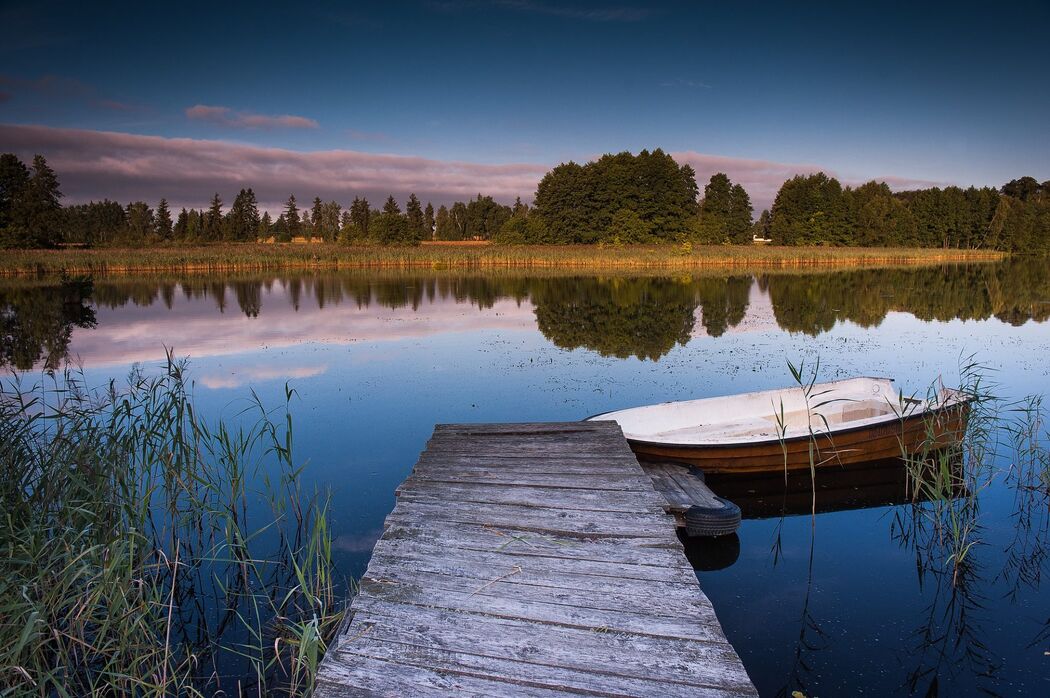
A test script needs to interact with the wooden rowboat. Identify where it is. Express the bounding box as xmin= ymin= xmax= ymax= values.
xmin=586 ymin=377 xmax=970 ymax=474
